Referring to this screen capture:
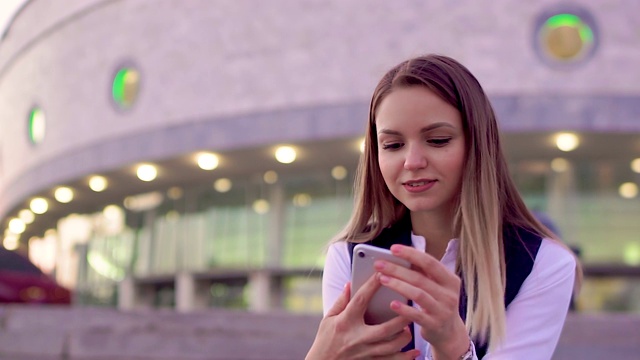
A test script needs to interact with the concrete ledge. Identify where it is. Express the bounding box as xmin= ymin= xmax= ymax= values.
xmin=1 ymin=306 xmax=639 ymax=360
